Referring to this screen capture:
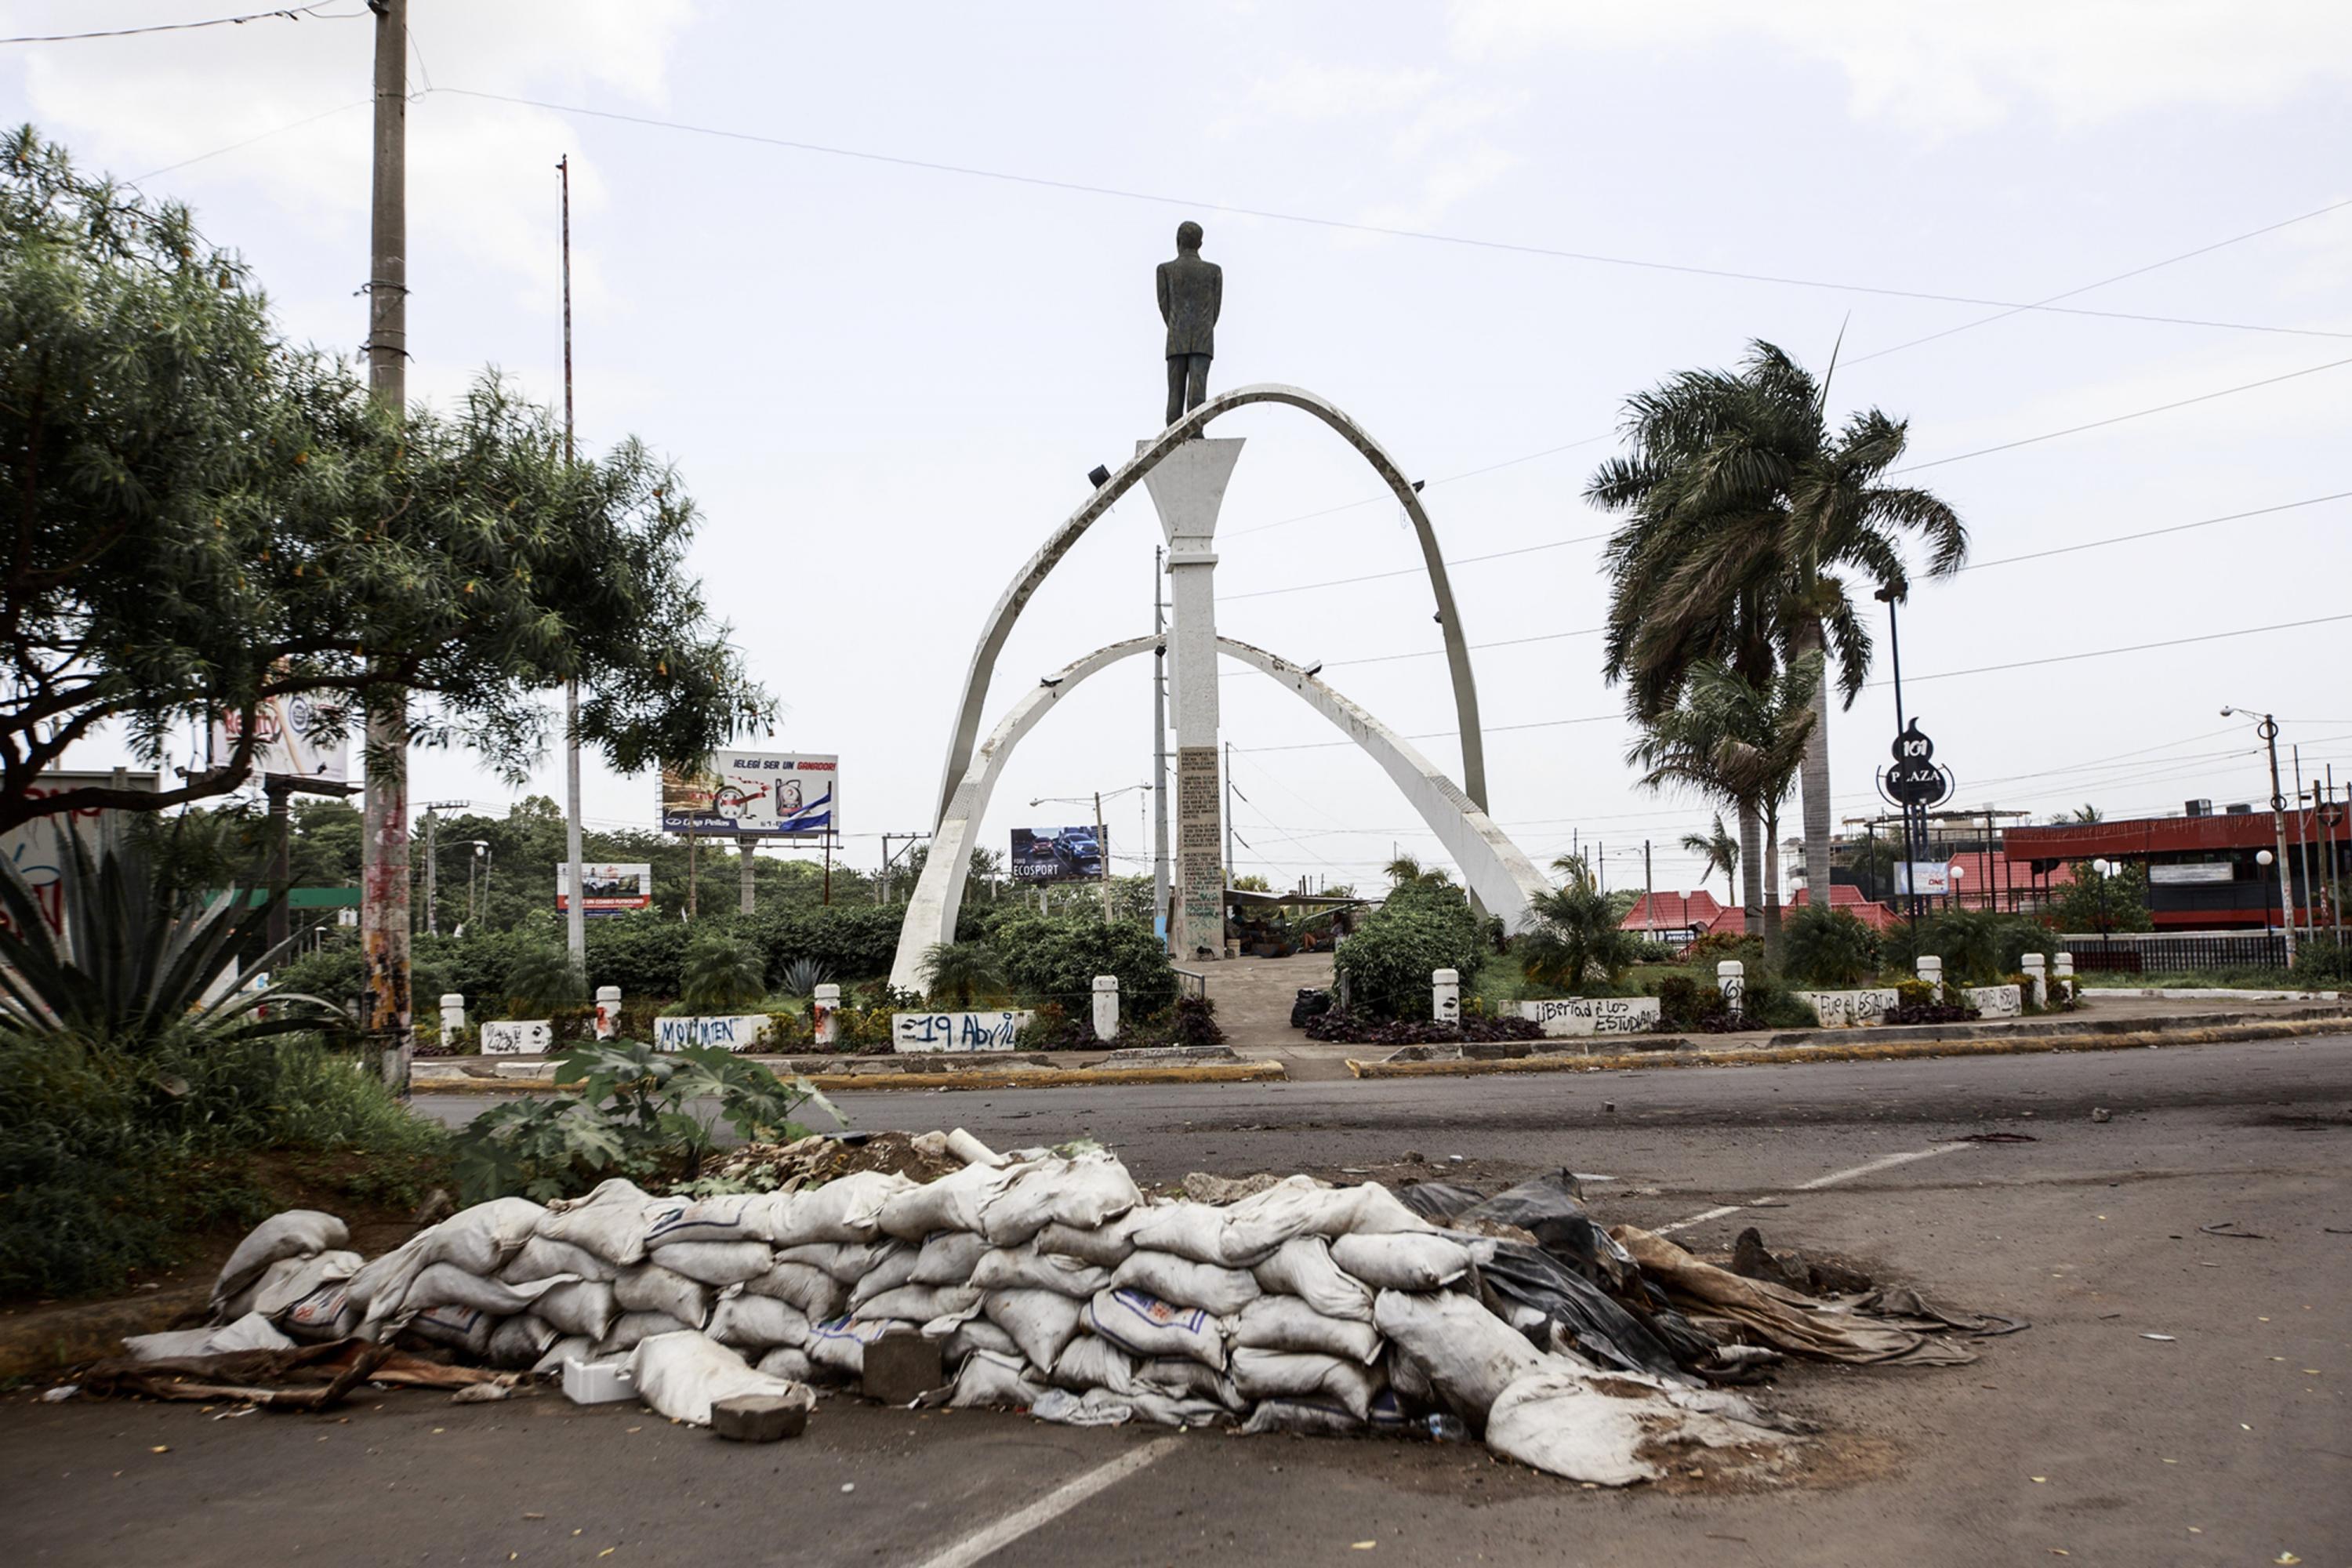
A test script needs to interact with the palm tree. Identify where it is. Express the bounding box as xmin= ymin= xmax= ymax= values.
xmin=1589 ymin=341 xmax=1966 ymax=928
xmin=1680 ymin=815 xmax=1740 ymax=911
xmin=1626 ymin=656 xmax=1817 ymax=967
xmin=918 ymin=941 xmax=1006 ymax=1009
xmin=1383 ymin=855 xmax=1453 ymax=889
